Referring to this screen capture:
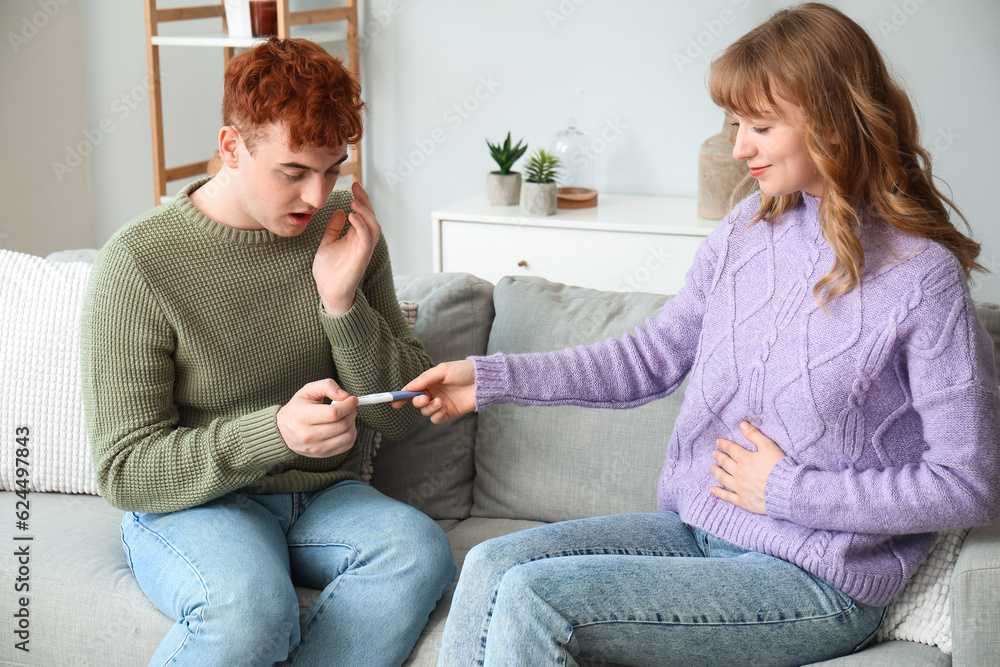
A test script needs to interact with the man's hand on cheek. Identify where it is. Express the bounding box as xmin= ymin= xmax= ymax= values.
xmin=277 ymin=379 xmax=359 ymax=458
xmin=312 ymin=182 xmax=382 ymax=316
